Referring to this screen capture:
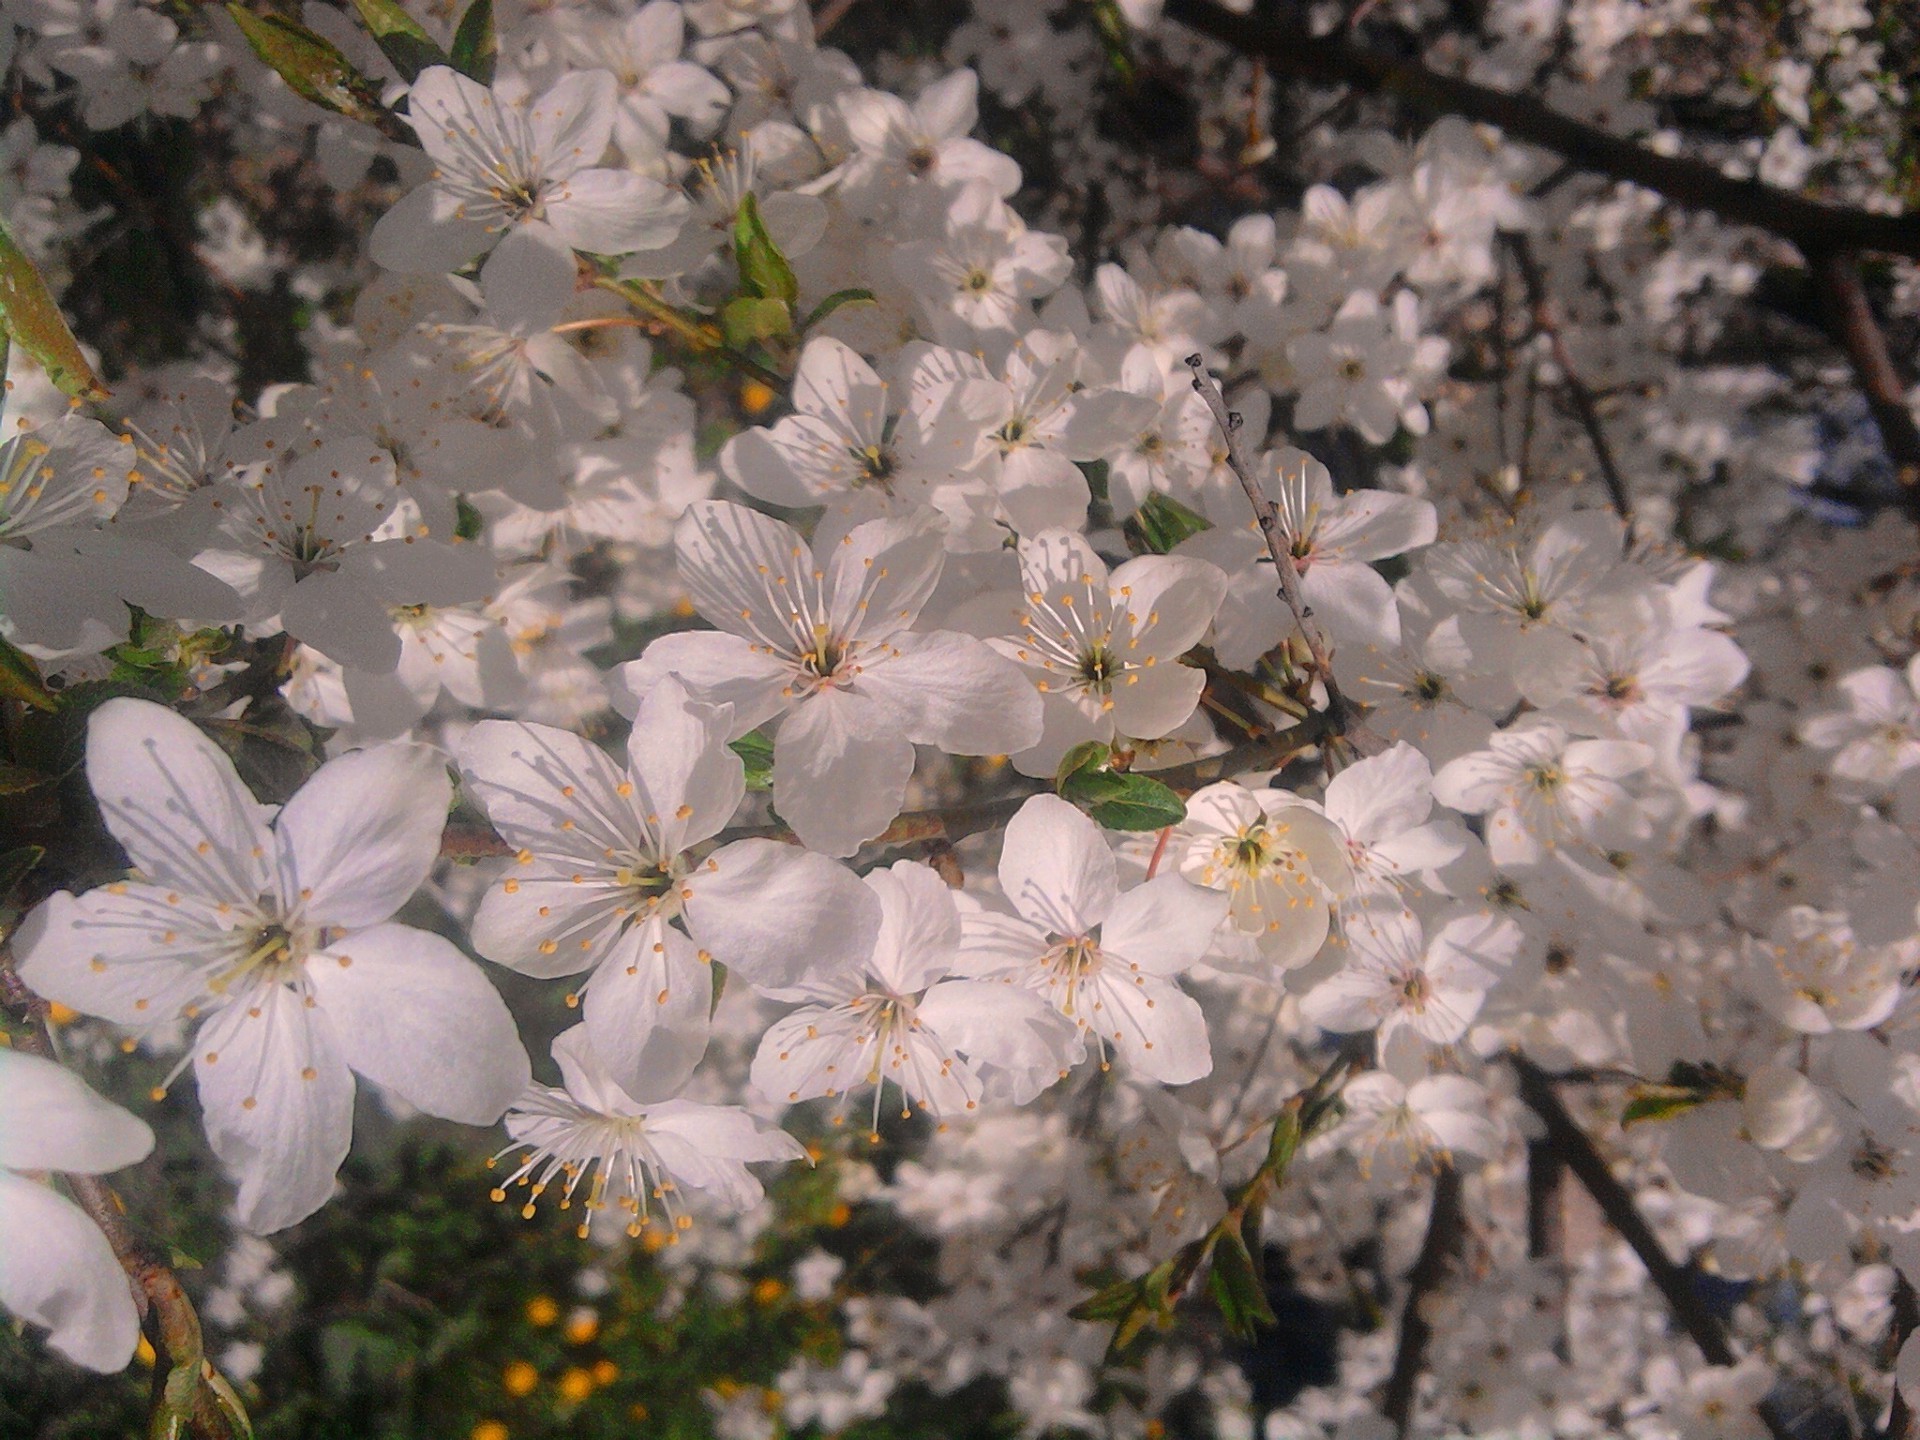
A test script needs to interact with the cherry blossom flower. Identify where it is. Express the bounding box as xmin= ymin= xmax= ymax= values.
xmin=834 ymin=70 xmax=1020 ymax=218
xmin=458 ymin=675 xmax=882 ymax=1095
xmin=0 ymin=1049 xmax=153 ymax=1371
xmin=1300 ymin=903 xmax=1523 ymax=1049
xmin=1433 ymin=719 xmax=1652 ymax=866
xmin=370 ymin=66 xmax=689 ymax=274
xmin=1308 ymin=1071 xmax=1502 ymax=1177
xmin=719 ymin=336 xmax=999 ymax=520
xmin=617 ymin=500 xmax=1042 ymax=855
xmin=751 ymin=860 xmax=1076 ymax=1134
xmin=1743 ymin=907 xmax=1906 ymax=1034
xmin=1320 ymin=742 xmax=1472 ymax=899
xmin=1801 ymin=655 xmax=1920 ymax=789
xmin=1173 ymin=780 xmax=1352 ymax=971
xmin=956 ymin=795 xmax=1229 ymax=1084
xmin=16 ymin=699 xmax=530 ymax=1232
xmin=493 ymin=1024 xmax=805 ymax=1238
xmin=979 ymin=527 xmax=1228 ymax=776
xmin=0 ymin=413 xmax=239 ymax=657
